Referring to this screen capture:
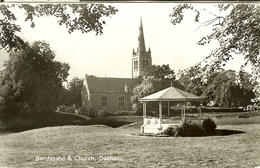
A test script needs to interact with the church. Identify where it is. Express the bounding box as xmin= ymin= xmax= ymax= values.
xmin=81 ymin=18 xmax=152 ymax=111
